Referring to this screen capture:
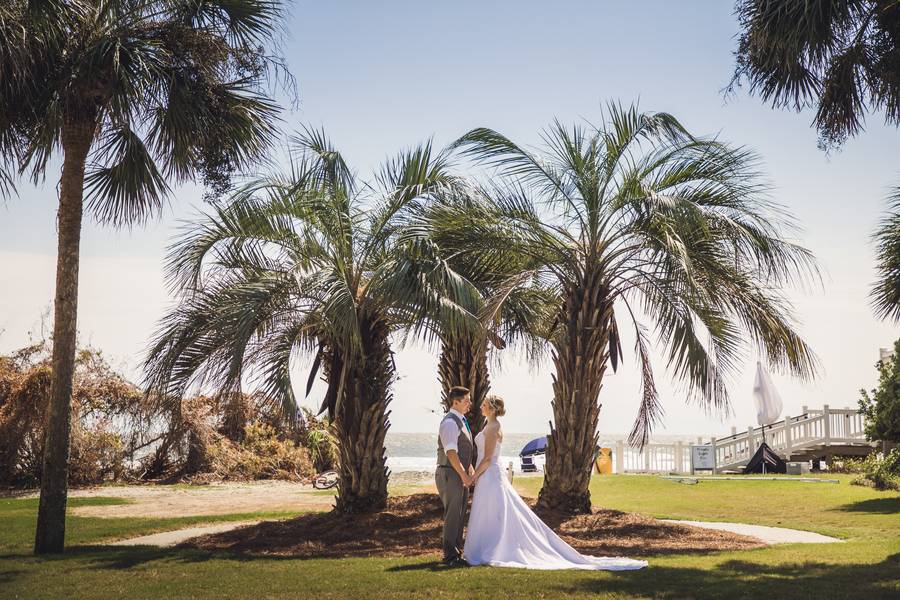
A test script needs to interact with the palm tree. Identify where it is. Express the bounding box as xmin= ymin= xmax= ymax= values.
xmin=731 ymin=0 xmax=900 ymax=149
xmin=452 ymin=104 xmax=819 ymax=513
xmin=439 ymin=277 xmax=556 ymax=433
xmin=0 ymin=0 xmax=284 ymax=553
xmin=872 ymin=188 xmax=900 ymax=321
xmin=411 ymin=191 xmax=557 ymax=432
xmin=144 ymin=129 xmax=473 ymax=514
xmin=431 ymin=271 xmax=556 ymax=433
